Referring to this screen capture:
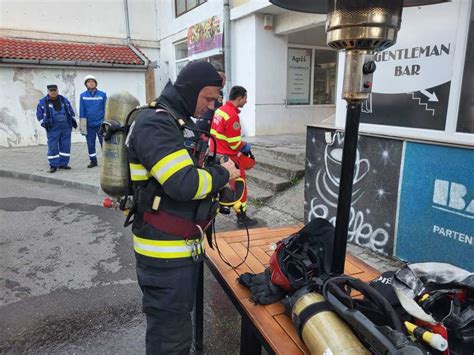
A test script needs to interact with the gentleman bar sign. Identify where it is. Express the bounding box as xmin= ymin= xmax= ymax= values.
xmin=359 ymin=2 xmax=458 ymax=130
